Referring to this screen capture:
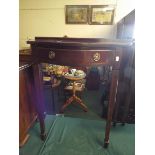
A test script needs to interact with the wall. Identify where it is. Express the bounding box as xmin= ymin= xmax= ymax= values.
xmin=115 ymin=0 xmax=135 ymax=23
xmin=19 ymin=0 xmax=134 ymax=49
xmin=19 ymin=0 xmax=117 ymax=49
